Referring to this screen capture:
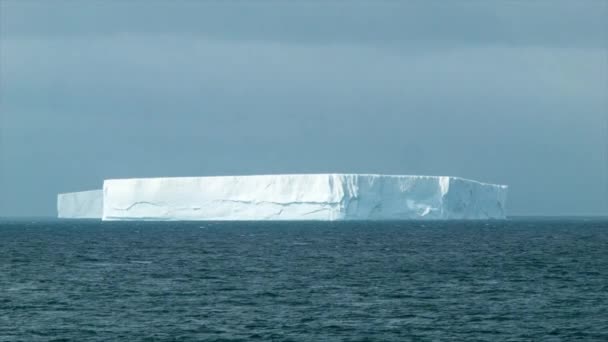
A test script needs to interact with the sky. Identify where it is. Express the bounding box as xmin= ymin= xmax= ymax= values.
xmin=0 ymin=0 xmax=607 ymax=217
